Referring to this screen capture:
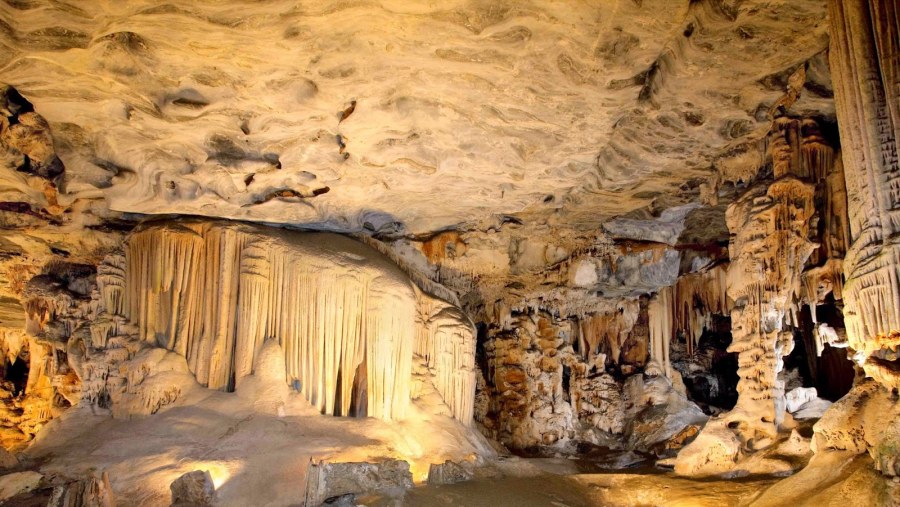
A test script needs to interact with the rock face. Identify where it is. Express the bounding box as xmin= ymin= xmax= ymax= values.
xmin=829 ymin=0 xmax=900 ymax=390
xmin=0 ymin=1 xmax=831 ymax=239
xmin=170 ymin=470 xmax=216 ymax=507
xmin=304 ymin=459 xmax=413 ymax=506
xmin=0 ymin=0 xmax=898 ymax=503
xmin=0 ymin=470 xmax=42 ymax=502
